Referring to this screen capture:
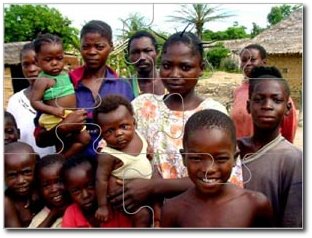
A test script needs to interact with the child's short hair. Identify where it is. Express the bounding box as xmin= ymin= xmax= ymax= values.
xmin=20 ymin=42 xmax=35 ymax=61
xmin=93 ymin=95 xmax=134 ymax=122
xmin=183 ymin=109 xmax=236 ymax=147
xmin=162 ymin=31 xmax=203 ymax=62
xmin=5 ymin=111 xmax=18 ymax=128
xmin=240 ymin=44 xmax=267 ymax=60
xmin=80 ymin=20 xmax=112 ymax=43
xmin=248 ymin=66 xmax=290 ymax=99
xmin=34 ymin=33 xmax=63 ymax=54
xmin=61 ymin=154 xmax=97 ymax=182
xmin=36 ymin=154 xmax=65 ymax=174
xmin=127 ymin=31 xmax=158 ymax=53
